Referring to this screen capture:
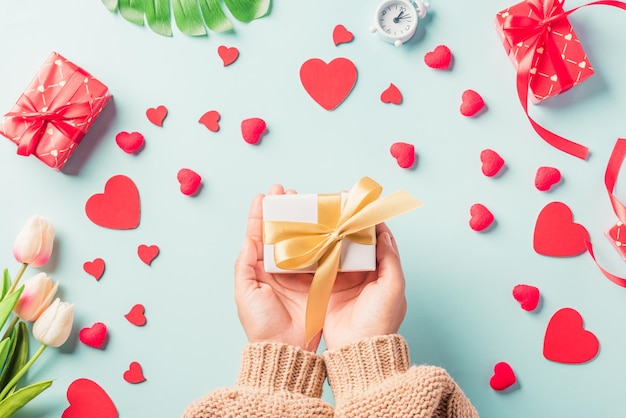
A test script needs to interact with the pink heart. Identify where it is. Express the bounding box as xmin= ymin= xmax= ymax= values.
xmin=241 ymin=118 xmax=267 ymax=145
xmin=424 ymin=45 xmax=452 ymax=70
xmin=333 ymin=24 xmax=354 ymax=46
xmin=146 ymin=105 xmax=167 ymax=126
xmin=480 ymin=149 xmax=505 ymax=177
xmin=469 ymin=203 xmax=494 ymax=232
xmin=138 ymin=244 xmax=159 ymax=265
xmin=390 ymin=142 xmax=415 ymax=169
xmin=62 ymin=378 xmax=118 ymax=418
xmin=199 ymin=110 xmax=220 ymax=132
xmin=489 ymin=362 xmax=516 ymax=391
xmin=300 ymin=57 xmax=358 ymax=110
xmin=380 ymin=83 xmax=403 ymax=105
xmin=79 ymin=322 xmax=107 ymax=349
xmin=123 ymin=361 xmax=146 ymax=384
xmin=115 ymin=131 xmax=144 ymax=154
xmin=218 ymin=45 xmax=239 ymax=66
xmin=177 ymin=168 xmax=202 ymax=196
xmin=512 ymin=284 xmax=540 ymax=311
xmin=125 ymin=304 xmax=147 ymax=326
xmin=535 ymin=166 xmax=562 ymax=191
xmin=83 ymin=258 xmax=105 ymax=281
xmin=460 ymin=89 xmax=485 ymax=117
